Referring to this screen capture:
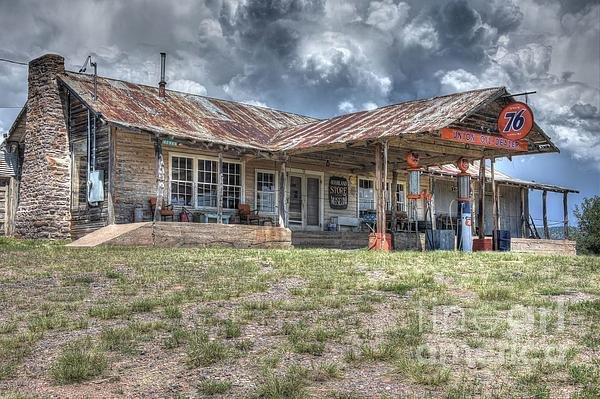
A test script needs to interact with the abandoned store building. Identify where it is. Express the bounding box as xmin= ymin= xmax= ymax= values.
xmin=0 ymin=54 xmax=577 ymax=253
